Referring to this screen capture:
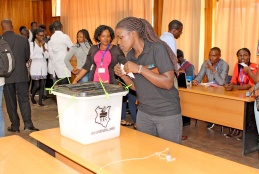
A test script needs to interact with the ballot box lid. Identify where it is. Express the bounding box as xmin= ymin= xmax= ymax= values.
xmin=53 ymin=82 xmax=125 ymax=97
